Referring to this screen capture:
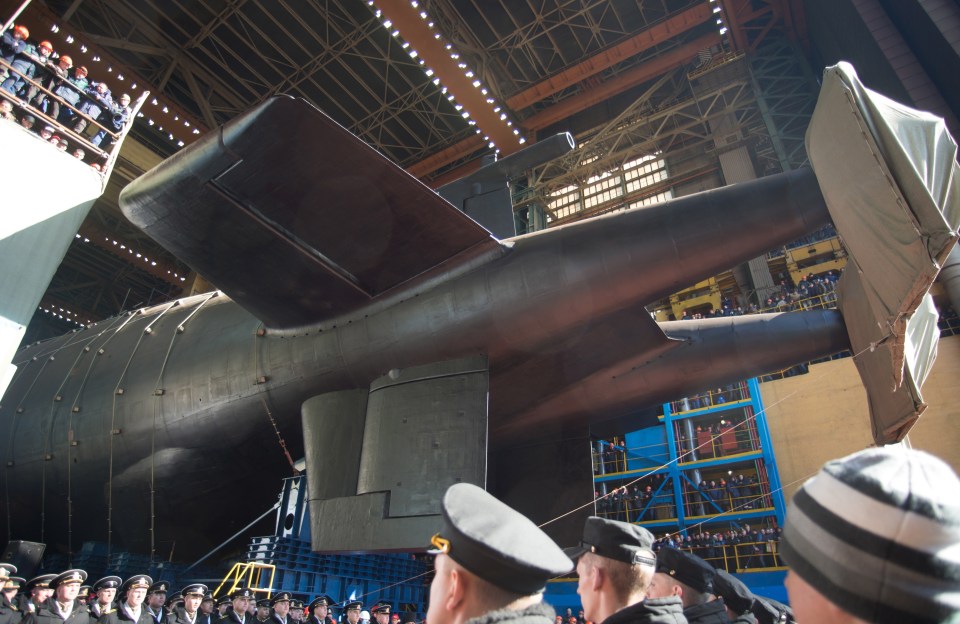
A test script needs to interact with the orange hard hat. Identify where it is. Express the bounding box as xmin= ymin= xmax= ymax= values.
xmin=38 ymin=40 xmax=53 ymax=51
xmin=13 ymin=25 xmax=29 ymax=39
xmin=59 ymin=55 xmax=73 ymax=67
xmin=76 ymin=66 xmax=88 ymax=76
